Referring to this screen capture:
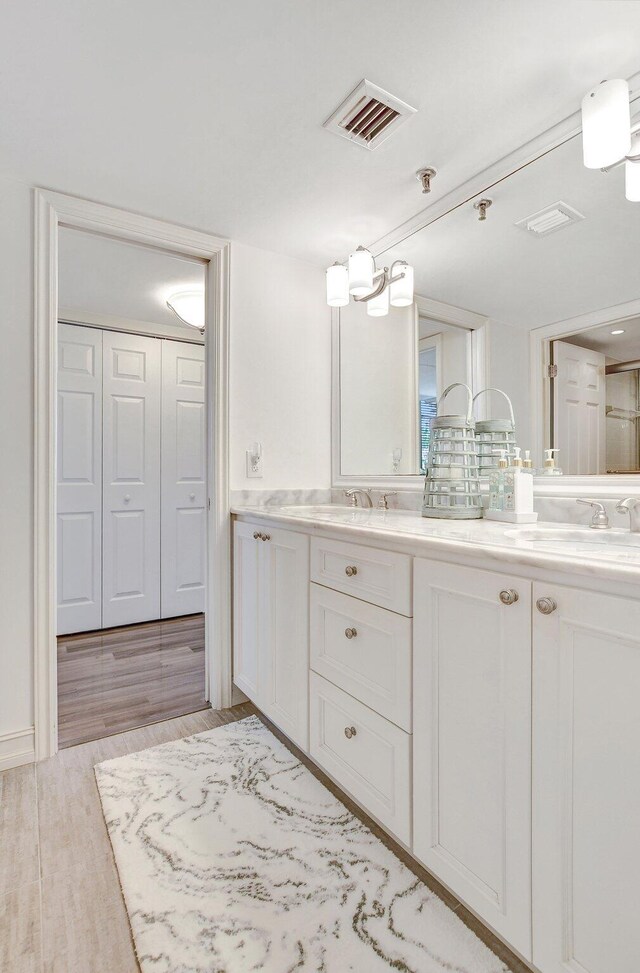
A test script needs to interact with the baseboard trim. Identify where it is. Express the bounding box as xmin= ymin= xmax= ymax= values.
xmin=0 ymin=727 xmax=35 ymax=772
